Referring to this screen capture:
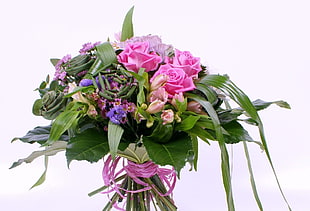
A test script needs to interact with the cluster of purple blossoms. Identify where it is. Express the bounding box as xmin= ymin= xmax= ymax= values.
xmin=53 ymin=54 xmax=71 ymax=81
xmin=79 ymin=41 xmax=101 ymax=55
xmin=79 ymin=76 xmax=136 ymax=125
xmin=97 ymin=98 xmax=135 ymax=124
